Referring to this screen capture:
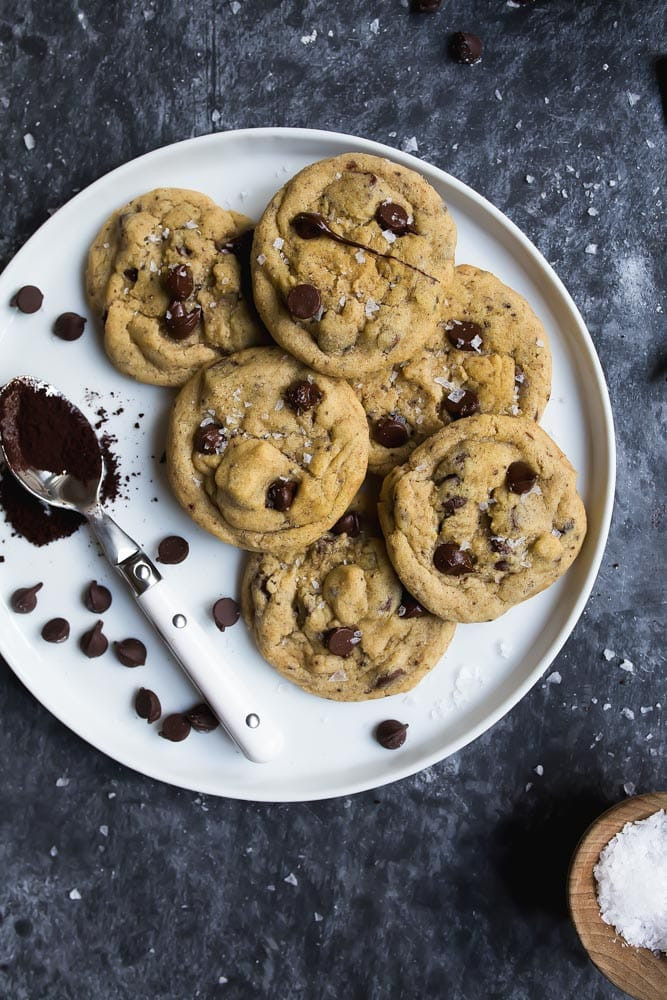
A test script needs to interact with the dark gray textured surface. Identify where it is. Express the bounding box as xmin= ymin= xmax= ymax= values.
xmin=0 ymin=2 xmax=665 ymax=998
